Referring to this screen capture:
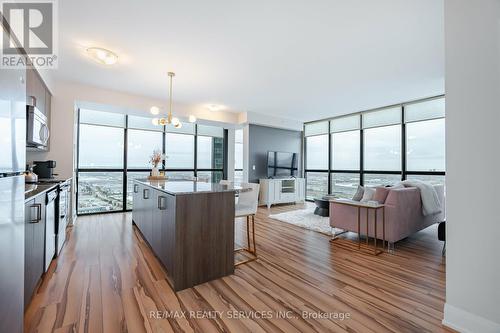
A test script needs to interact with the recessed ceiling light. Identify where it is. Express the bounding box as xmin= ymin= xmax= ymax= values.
xmin=150 ymin=106 xmax=160 ymax=115
xmin=207 ymin=104 xmax=224 ymax=112
xmin=188 ymin=115 xmax=197 ymax=123
xmin=86 ymin=47 xmax=118 ymax=65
